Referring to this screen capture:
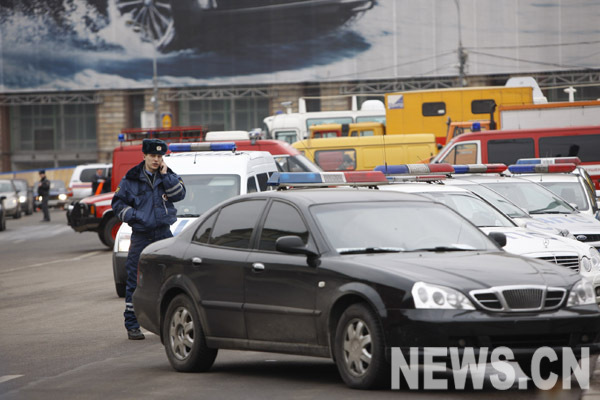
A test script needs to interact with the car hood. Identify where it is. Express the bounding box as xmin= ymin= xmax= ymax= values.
xmin=479 ymin=227 xmax=584 ymax=257
xmin=337 ymin=251 xmax=579 ymax=290
xmin=530 ymin=213 xmax=600 ymax=235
